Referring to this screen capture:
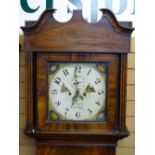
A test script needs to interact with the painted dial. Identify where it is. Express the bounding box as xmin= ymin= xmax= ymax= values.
xmin=48 ymin=63 xmax=106 ymax=121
